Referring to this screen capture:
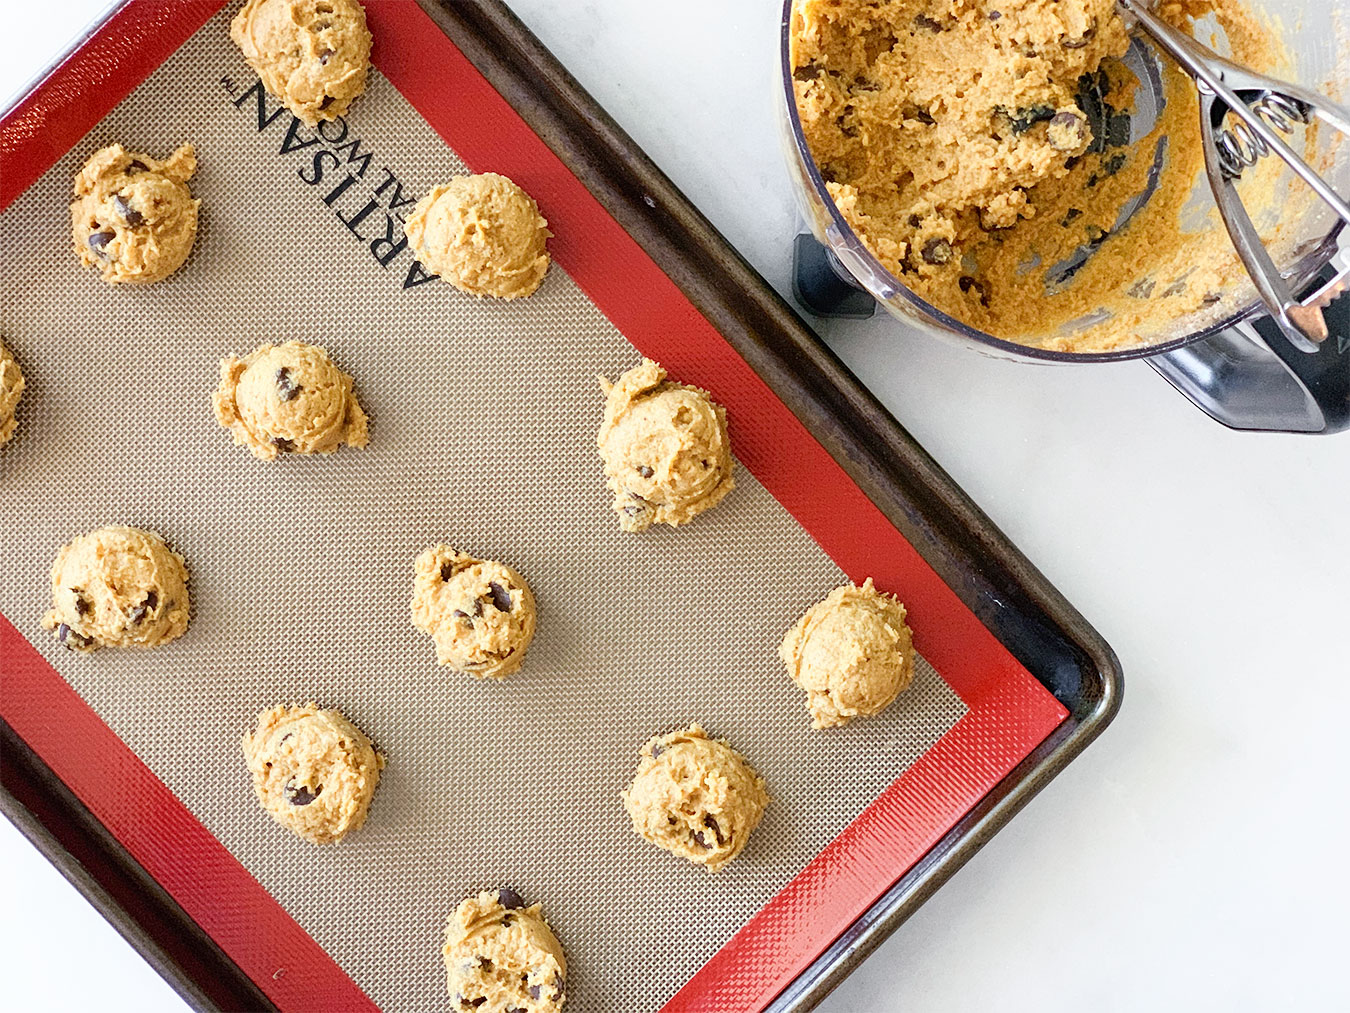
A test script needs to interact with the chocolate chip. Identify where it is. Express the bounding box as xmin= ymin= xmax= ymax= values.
xmin=997 ymin=103 xmax=1056 ymax=135
xmin=692 ymin=831 xmax=711 ymax=850
xmin=275 ymin=367 xmax=301 ymax=401
xmin=987 ymin=9 xmax=1002 ymax=19
xmin=914 ymin=13 xmax=944 ymax=32
xmin=72 ymin=590 xmax=91 ymax=617
xmin=477 ymin=957 xmax=493 ymax=971
xmin=959 ymin=275 xmax=990 ymax=308
xmin=112 ymin=193 xmax=145 ymax=227
xmin=56 ymin=624 xmax=93 ymax=650
xmin=272 ymin=437 xmax=295 ymax=452
xmin=1063 ymin=23 xmax=1097 ymax=49
xmin=319 ymin=95 xmax=335 ymax=110
xmin=284 ymin=780 xmax=322 ymax=806
xmin=501 ymin=915 xmax=515 ymax=928
xmin=319 ymin=48 xmax=333 ymax=65
xmin=440 ymin=561 xmax=454 ymax=581
xmin=1047 ymin=111 xmax=1088 ymax=152
xmin=650 ymin=743 xmax=664 ymax=759
xmin=793 ymin=62 xmax=820 ymax=82
xmin=636 ymin=465 xmax=653 ymax=478
xmin=1202 ymin=292 xmax=1222 ymax=305
xmin=704 ymin=815 xmax=726 ymax=846
xmin=529 ymin=985 xmax=542 ymax=1000
xmin=487 ymin=582 xmax=513 ymax=613
xmin=452 ymin=609 xmax=471 ymax=621
xmin=1102 ymin=151 xmax=1127 ymax=177
xmin=1061 ymin=207 xmax=1083 ymax=226
xmin=498 ymin=887 xmax=525 ymax=910
xmin=920 ymin=238 xmax=952 ymax=265
xmin=145 ymin=590 xmax=158 ymax=610
xmin=907 ymin=214 xmax=922 ymax=228
xmin=128 ymin=159 xmax=148 ymax=172
xmin=87 ymin=231 xmax=115 ymax=257
xmin=128 ymin=603 xmax=148 ymax=625
xmin=552 ymin=974 xmax=564 ymax=998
